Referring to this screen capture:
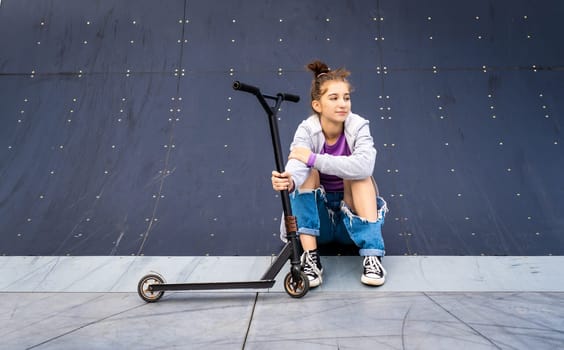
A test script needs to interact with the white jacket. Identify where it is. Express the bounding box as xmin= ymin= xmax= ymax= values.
xmin=285 ymin=112 xmax=377 ymax=188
